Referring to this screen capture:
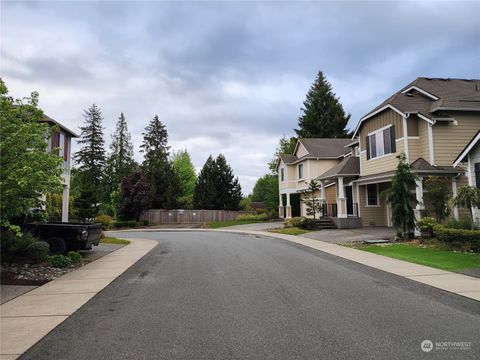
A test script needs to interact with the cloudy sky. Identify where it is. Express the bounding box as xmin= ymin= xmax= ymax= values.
xmin=2 ymin=1 xmax=479 ymax=194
